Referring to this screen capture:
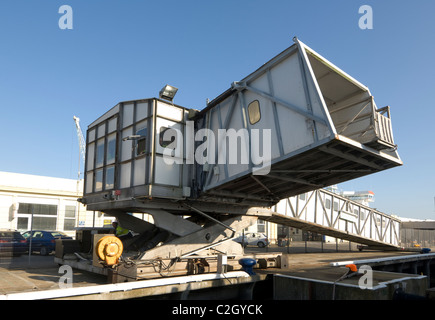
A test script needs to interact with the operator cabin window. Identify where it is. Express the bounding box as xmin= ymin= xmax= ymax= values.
xmin=96 ymin=139 xmax=105 ymax=167
xmin=159 ymin=127 xmax=177 ymax=148
xmin=248 ymin=100 xmax=261 ymax=125
xmin=136 ymin=125 xmax=147 ymax=156
xmin=106 ymin=133 xmax=116 ymax=165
